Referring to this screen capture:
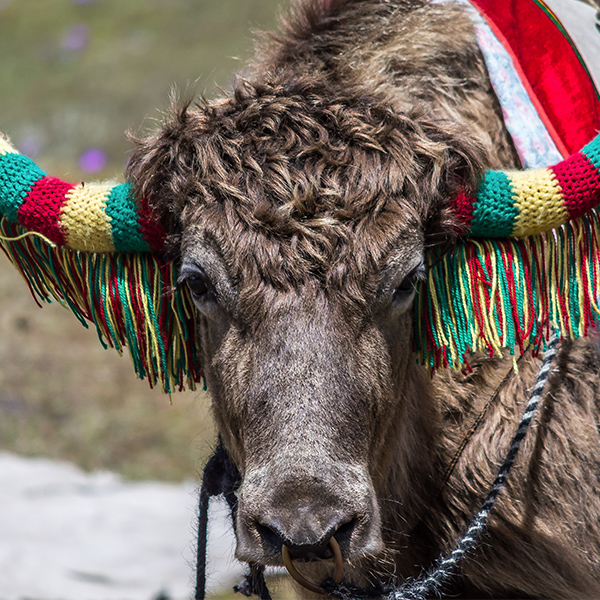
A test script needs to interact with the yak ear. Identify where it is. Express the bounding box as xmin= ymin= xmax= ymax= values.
xmin=0 ymin=134 xmax=201 ymax=394
xmin=407 ymin=118 xmax=485 ymax=253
